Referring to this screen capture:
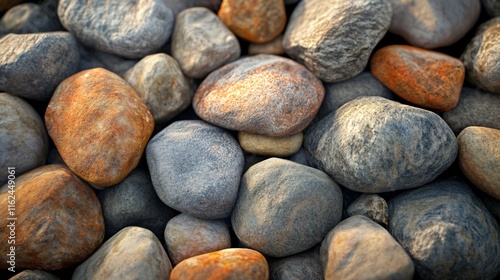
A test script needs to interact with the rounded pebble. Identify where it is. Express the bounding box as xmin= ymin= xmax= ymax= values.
xmin=238 ymin=131 xmax=303 ymax=157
